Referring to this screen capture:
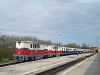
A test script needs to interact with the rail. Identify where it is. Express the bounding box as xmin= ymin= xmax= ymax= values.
xmin=29 ymin=54 xmax=95 ymax=75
